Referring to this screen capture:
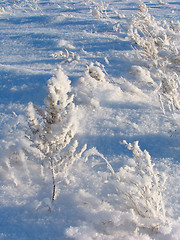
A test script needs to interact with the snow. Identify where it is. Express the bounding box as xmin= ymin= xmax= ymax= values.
xmin=0 ymin=0 xmax=180 ymax=239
